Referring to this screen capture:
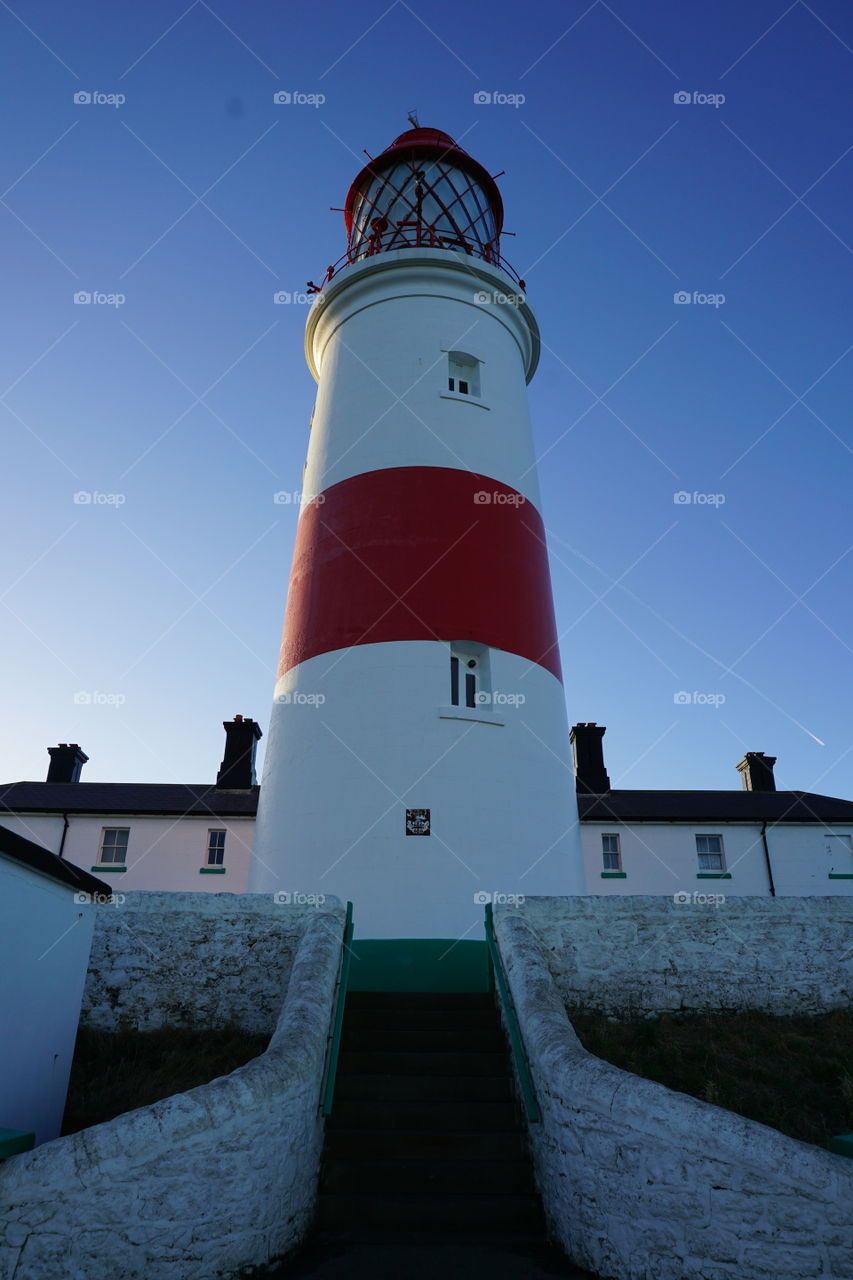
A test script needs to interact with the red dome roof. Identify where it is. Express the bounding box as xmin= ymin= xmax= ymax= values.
xmin=344 ymin=126 xmax=504 ymax=238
